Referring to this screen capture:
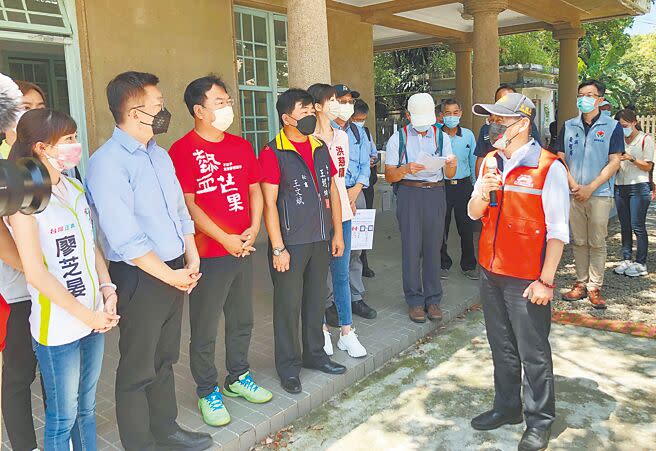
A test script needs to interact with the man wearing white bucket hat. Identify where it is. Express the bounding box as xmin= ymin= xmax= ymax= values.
xmin=385 ymin=93 xmax=457 ymax=323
